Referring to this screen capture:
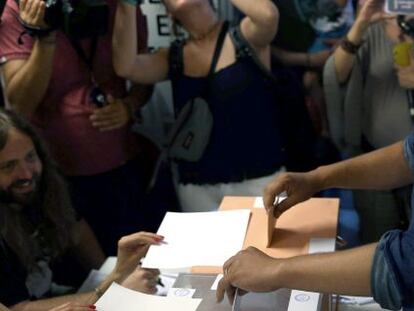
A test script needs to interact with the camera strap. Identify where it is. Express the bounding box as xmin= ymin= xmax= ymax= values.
xmin=69 ymin=36 xmax=99 ymax=84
